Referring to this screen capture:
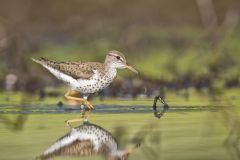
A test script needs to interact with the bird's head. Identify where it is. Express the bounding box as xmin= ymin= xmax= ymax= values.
xmin=105 ymin=50 xmax=138 ymax=74
xmin=107 ymin=143 xmax=140 ymax=160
